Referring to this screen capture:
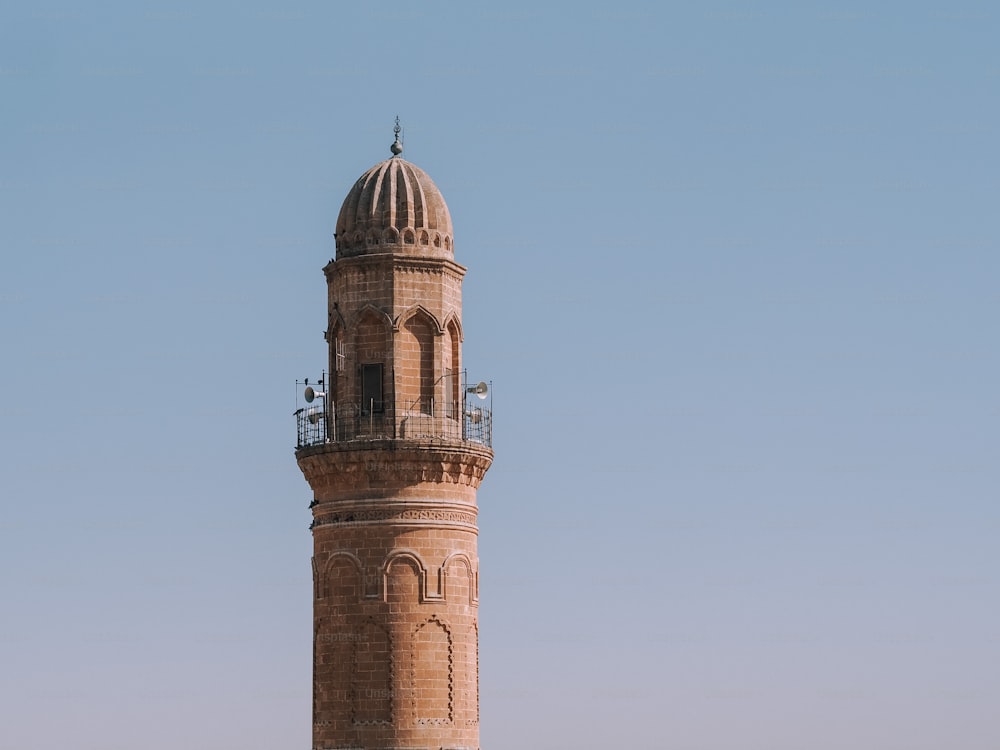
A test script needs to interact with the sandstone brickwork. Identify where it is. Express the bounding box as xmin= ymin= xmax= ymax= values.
xmin=297 ymin=138 xmax=492 ymax=750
